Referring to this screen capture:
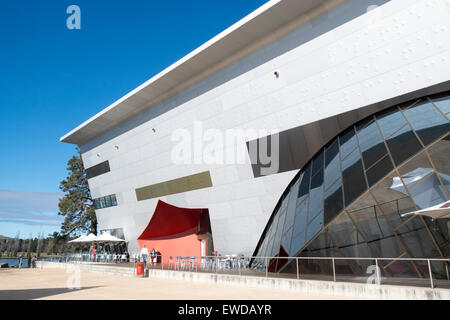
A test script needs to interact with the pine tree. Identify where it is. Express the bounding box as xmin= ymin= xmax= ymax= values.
xmin=36 ymin=233 xmax=42 ymax=258
xmin=12 ymin=232 xmax=20 ymax=257
xmin=58 ymin=148 xmax=97 ymax=238
xmin=26 ymin=234 xmax=32 ymax=267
